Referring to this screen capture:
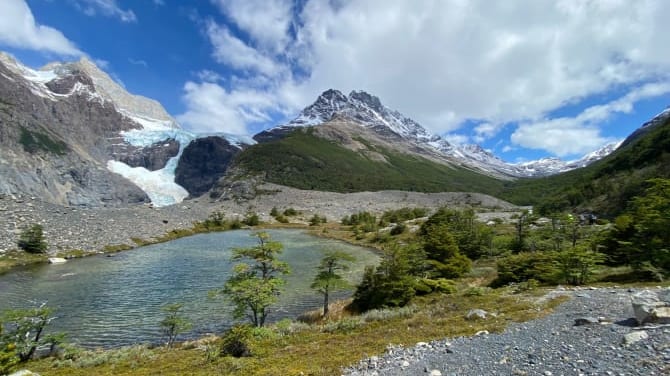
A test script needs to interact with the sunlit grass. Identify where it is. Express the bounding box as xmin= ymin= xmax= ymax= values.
xmin=26 ymin=287 xmax=569 ymax=376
